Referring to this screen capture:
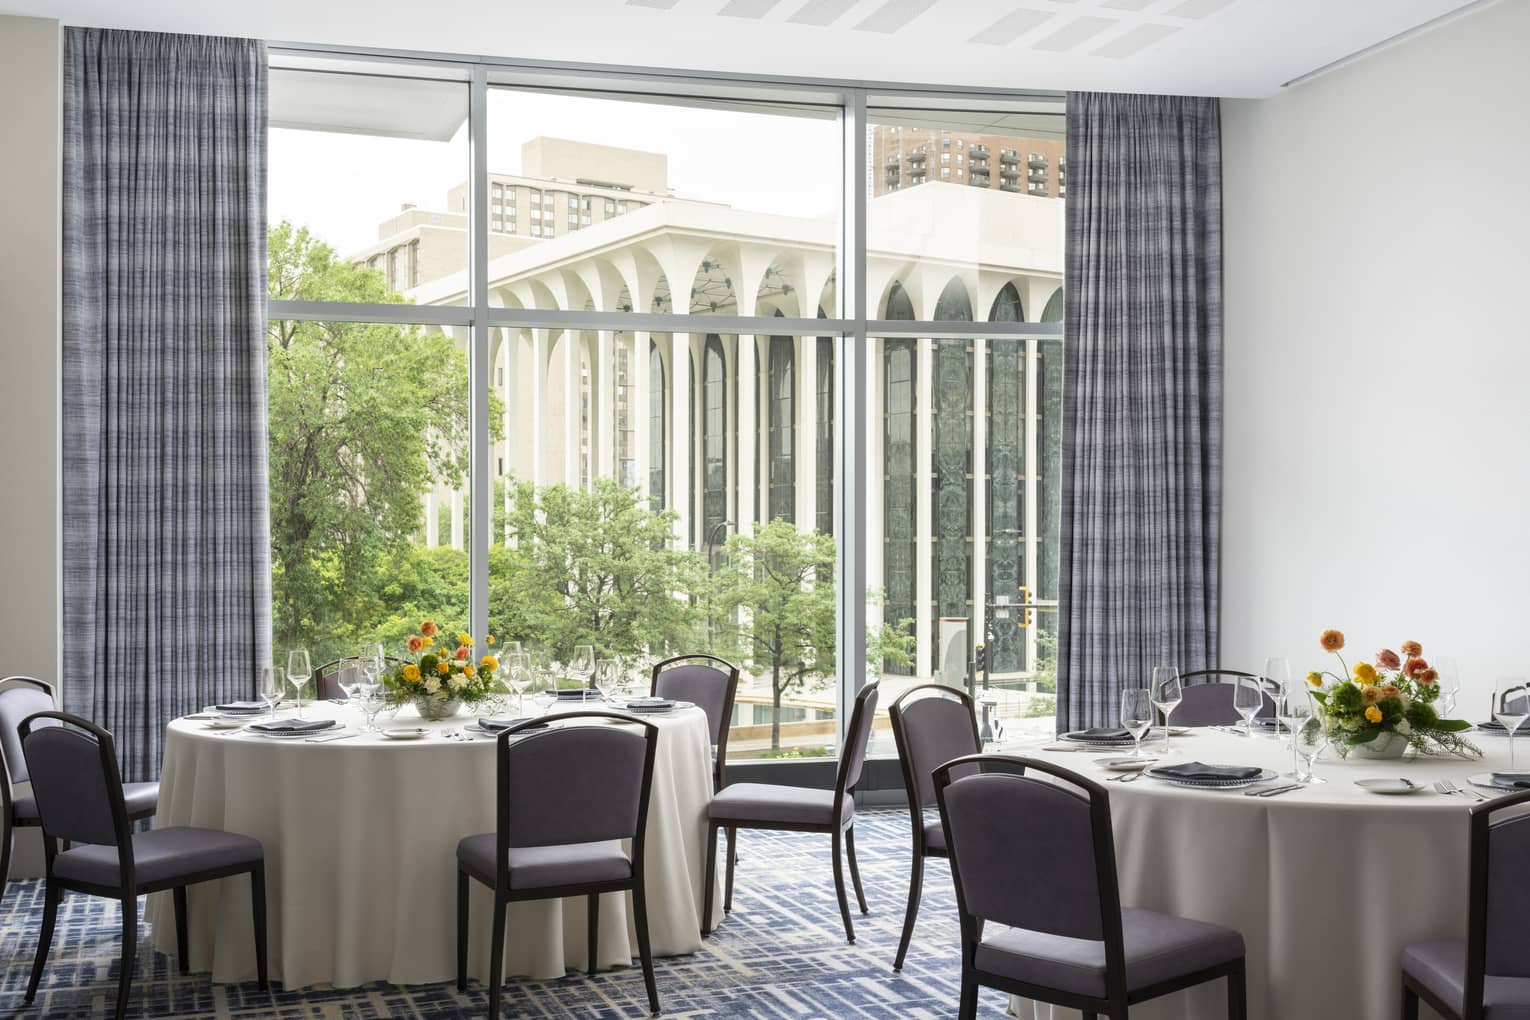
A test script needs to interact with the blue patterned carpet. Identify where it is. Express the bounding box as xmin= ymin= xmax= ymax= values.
xmin=0 ymin=810 xmax=1011 ymax=1018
